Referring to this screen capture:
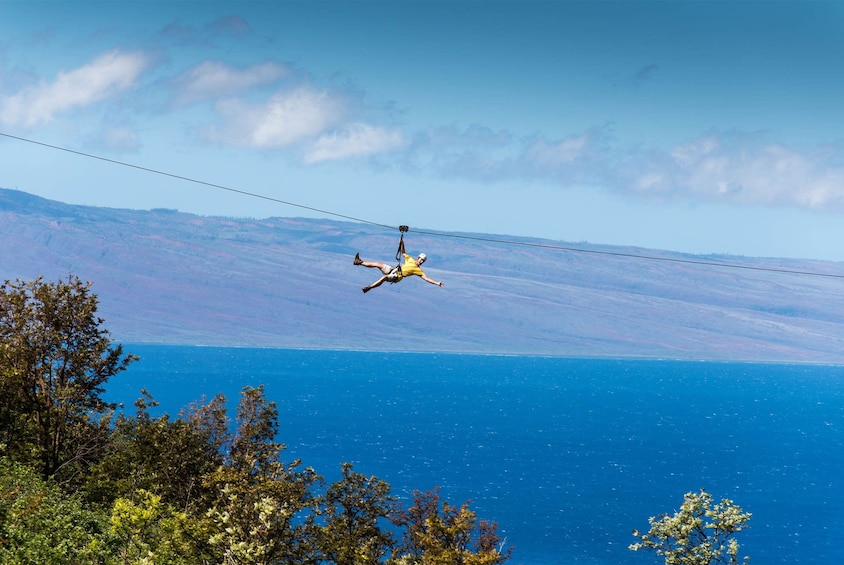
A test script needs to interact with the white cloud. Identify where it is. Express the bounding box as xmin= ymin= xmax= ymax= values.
xmin=411 ymin=127 xmax=611 ymax=184
xmin=97 ymin=125 xmax=140 ymax=152
xmin=628 ymin=133 xmax=844 ymax=210
xmin=0 ymin=50 xmax=152 ymax=128
xmin=524 ymin=131 xmax=599 ymax=168
xmin=201 ymin=84 xmax=407 ymax=163
xmin=406 ymin=125 xmax=844 ymax=212
xmin=417 ymin=124 xmax=512 ymax=150
xmin=305 ymin=123 xmax=406 ymax=163
xmin=205 ymin=86 xmax=346 ymax=148
xmin=172 ymin=60 xmax=289 ymax=105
